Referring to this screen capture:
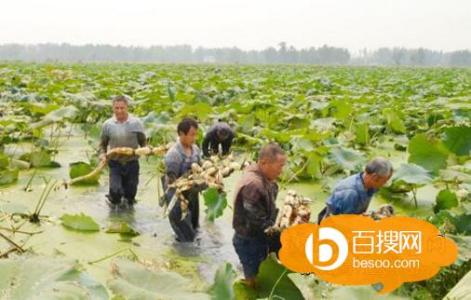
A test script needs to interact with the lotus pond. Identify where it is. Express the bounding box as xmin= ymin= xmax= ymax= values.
xmin=0 ymin=63 xmax=470 ymax=300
